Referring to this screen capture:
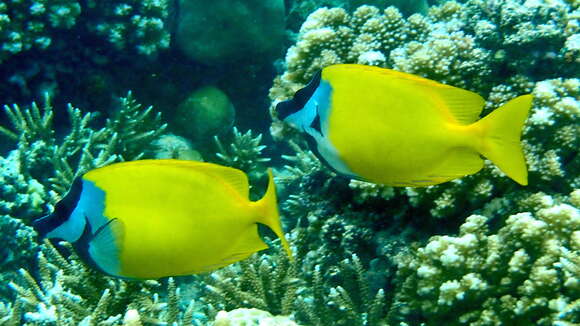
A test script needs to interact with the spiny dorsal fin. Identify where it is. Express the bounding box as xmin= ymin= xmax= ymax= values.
xmin=89 ymin=159 xmax=250 ymax=199
xmin=429 ymin=87 xmax=485 ymax=125
xmin=156 ymin=160 xmax=250 ymax=199
xmin=201 ymin=165 xmax=250 ymax=199
xmin=329 ymin=64 xmax=485 ymax=125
